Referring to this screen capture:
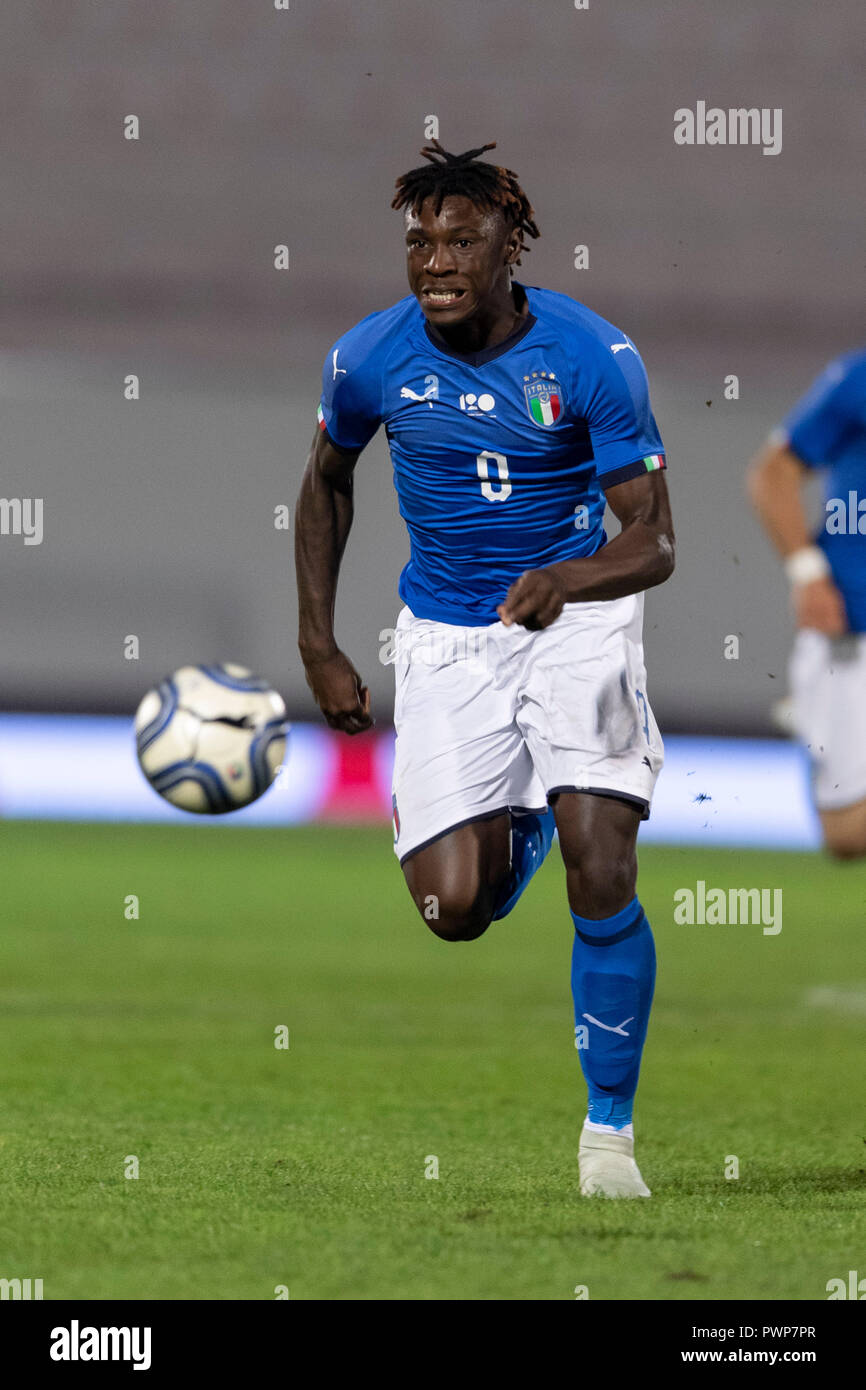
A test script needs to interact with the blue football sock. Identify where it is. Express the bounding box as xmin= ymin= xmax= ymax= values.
xmin=570 ymin=897 xmax=655 ymax=1129
xmin=492 ymin=806 xmax=556 ymax=920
